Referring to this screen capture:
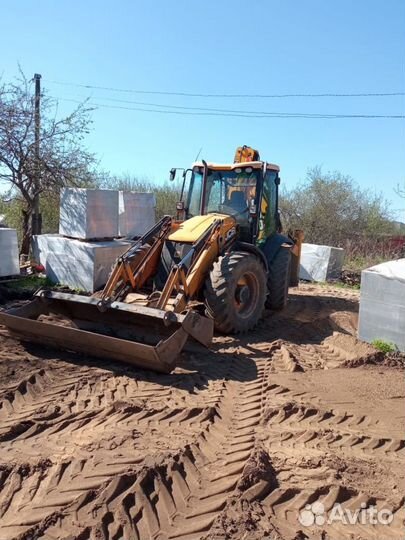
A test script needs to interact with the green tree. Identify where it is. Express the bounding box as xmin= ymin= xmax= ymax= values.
xmin=279 ymin=166 xmax=395 ymax=245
